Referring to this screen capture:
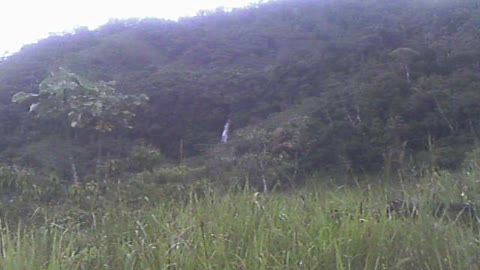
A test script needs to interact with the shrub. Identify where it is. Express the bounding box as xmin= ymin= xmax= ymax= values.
xmin=128 ymin=143 xmax=164 ymax=171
